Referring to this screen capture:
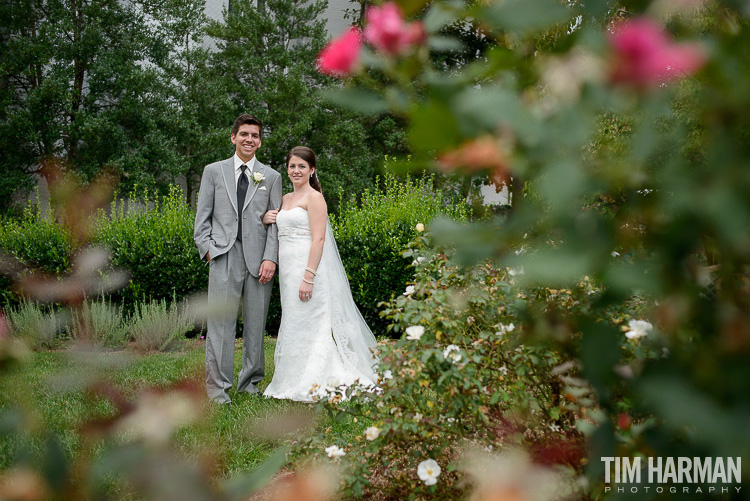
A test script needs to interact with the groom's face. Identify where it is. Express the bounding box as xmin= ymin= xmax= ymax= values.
xmin=231 ymin=124 xmax=262 ymax=162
